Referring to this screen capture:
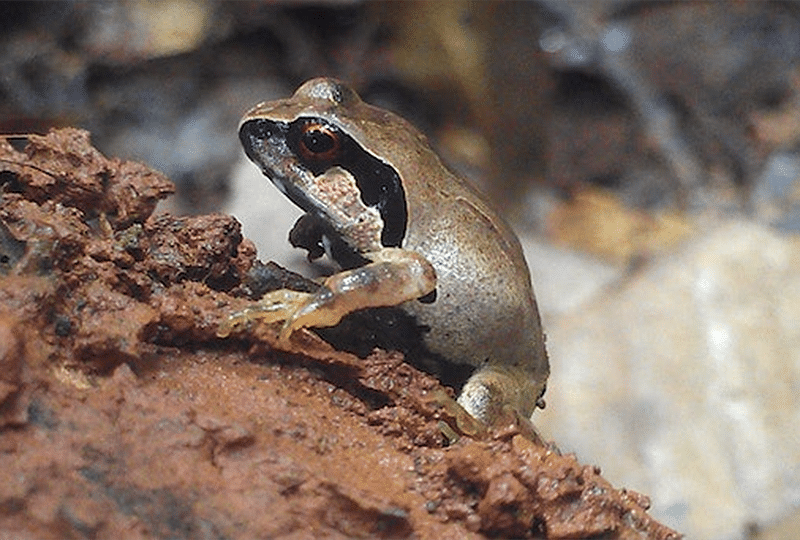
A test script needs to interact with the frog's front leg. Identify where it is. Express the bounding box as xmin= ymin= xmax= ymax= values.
xmin=220 ymin=248 xmax=436 ymax=342
xmin=281 ymin=247 xmax=435 ymax=340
